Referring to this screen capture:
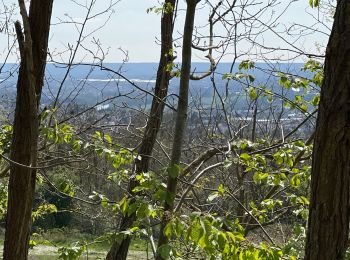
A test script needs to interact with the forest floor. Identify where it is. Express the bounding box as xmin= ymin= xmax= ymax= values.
xmin=0 ymin=223 xmax=298 ymax=259
xmin=0 ymin=228 xmax=150 ymax=259
xmin=28 ymin=245 xmax=105 ymax=259
xmin=0 ymin=245 xmax=148 ymax=260
xmin=27 ymin=245 xmax=148 ymax=259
